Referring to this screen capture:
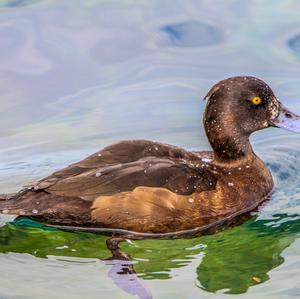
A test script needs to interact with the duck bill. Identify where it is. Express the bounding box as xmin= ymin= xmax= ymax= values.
xmin=269 ymin=102 xmax=300 ymax=132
